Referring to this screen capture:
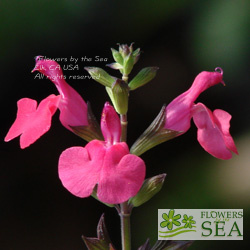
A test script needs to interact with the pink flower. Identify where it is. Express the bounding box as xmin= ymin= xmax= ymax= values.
xmin=59 ymin=103 xmax=146 ymax=204
xmin=164 ymin=68 xmax=237 ymax=159
xmin=5 ymin=57 xmax=88 ymax=149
